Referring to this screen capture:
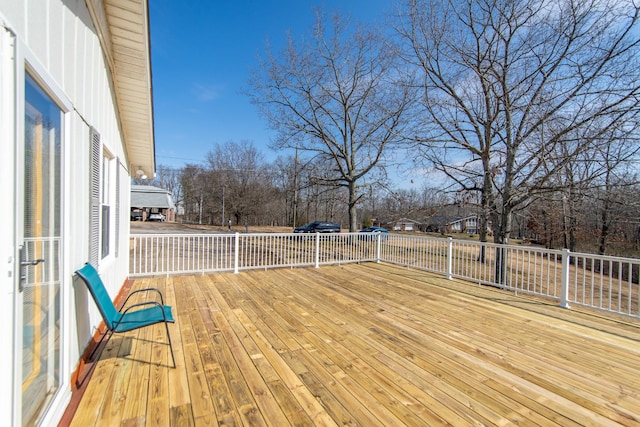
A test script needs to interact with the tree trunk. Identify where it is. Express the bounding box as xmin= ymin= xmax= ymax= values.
xmin=348 ymin=180 xmax=358 ymax=232
xmin=494 ymin=207 xmax=512 ymax=286
xmin=477 ymin=171 xmax=494 ymax=263
xmin=494 ymin=146 xmax=516 ymax=285
xmin=598 ymin=167 xmax=614 ymax=255
xmin=599 ymin=201 xmax=610 ymax=255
